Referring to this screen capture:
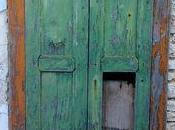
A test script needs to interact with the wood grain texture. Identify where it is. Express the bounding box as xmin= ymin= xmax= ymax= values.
xmin=88 ymin=1 xmax=104 ymax=129
xmin=8 ymin=0 xmax=25 ymax=130
xmin=88 ymin=0 xmax=153 ymax=130
xmin=26 ymin=0 xmax=88 ymax=129
xmin=135 ymin=0 xmax=153 ymax=129
xmin=102 ymin=81 xmax=134 ymax=130
xmin=9 ymin=0 xmax=169 ymax=129
xmin=41 ymin=73 xmax=73 ymax=130
xmin=150 ymin=0 xmax=170 ymax=129
xmin=25 ymin=1 xmax=41 ymax=129
xmin=101 ymin=57 xmax=138 ymax=72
